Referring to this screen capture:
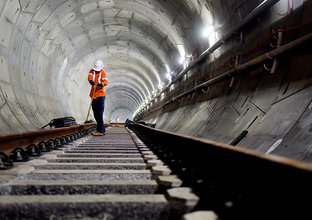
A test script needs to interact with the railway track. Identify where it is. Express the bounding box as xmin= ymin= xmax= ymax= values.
xmin=0 ymin=125 xmax=202 ymax=220
xmin=0 ymin=123 xmax=312 ymax=219
xmin=0 ymin=124 xmax=96 ymax=168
